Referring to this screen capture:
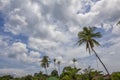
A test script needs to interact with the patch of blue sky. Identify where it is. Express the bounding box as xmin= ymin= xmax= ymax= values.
xmin=91 ymin=0 xmax=100 ymax=2
xmin=95 ymin=27 xmax=119 ymax=48
xmin=0 ymin=12 xmax=4 ymax=27
xmin=77 ymin=54 xmax=98 ymax=68
xmin=77 ymin=0 xmax=101 ymax=14
xmin=0 ymin=57 xmax=25 ymax=69
xmin=77 ymin=1 xmax=91 ymax=14
xmin=0 ymin=12 xmax=28 ymax=45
